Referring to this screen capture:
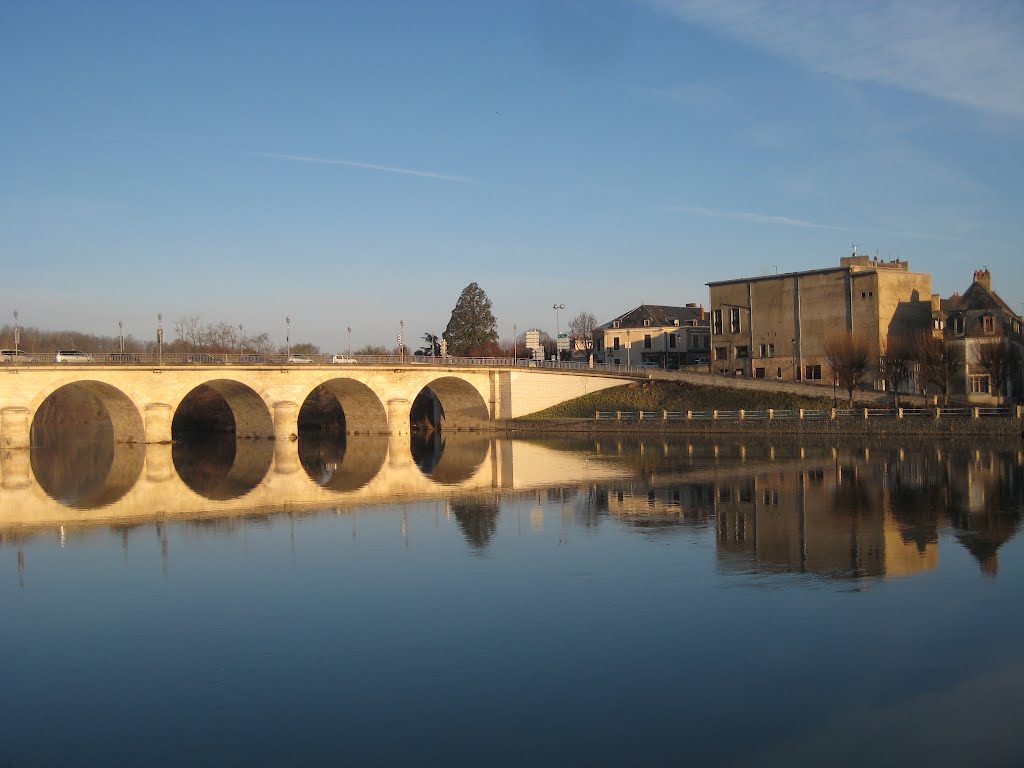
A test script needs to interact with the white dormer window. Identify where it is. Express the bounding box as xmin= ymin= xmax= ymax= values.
xmin=983 ymin=315 xmax=995 ymax=334
xmin=643 ymin=319 xmax=651 ymax=327
xmin=672 ymin=319 xmax=680 ymax=326
xmin=612 ymin=320 xmax=620 ymax=329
